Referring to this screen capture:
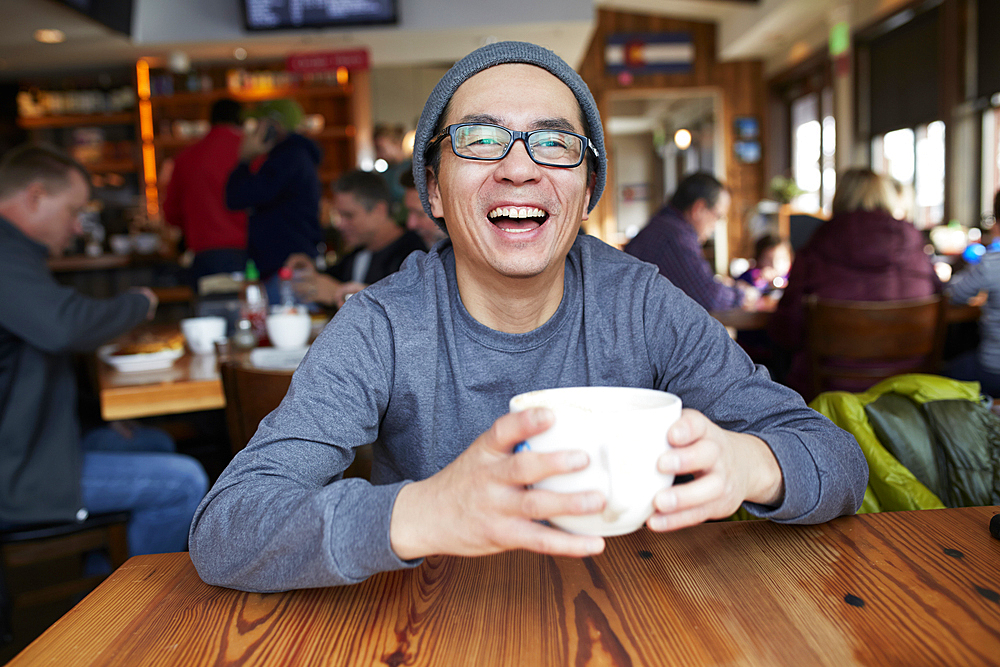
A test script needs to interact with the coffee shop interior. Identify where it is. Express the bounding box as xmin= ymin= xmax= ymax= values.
xmin=2 ymin=0 xmax=999 ymax=660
